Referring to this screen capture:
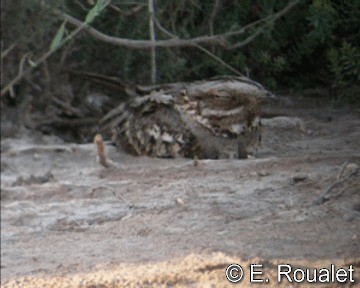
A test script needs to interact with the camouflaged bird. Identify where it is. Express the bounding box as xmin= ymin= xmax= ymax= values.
xmin=100 ymin=76 xmax=274 ymax=159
